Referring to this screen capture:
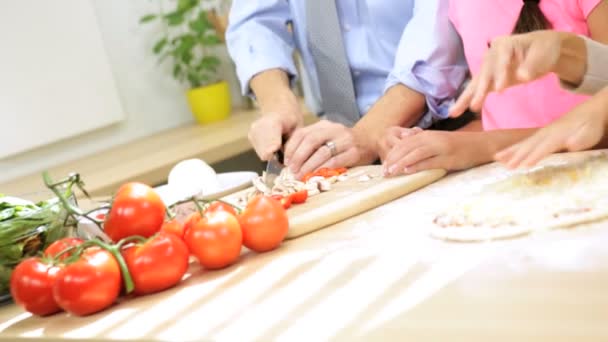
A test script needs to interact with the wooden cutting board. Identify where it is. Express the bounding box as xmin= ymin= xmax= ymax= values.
xmin=224 ymin=166 xmax=446 ymax=238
